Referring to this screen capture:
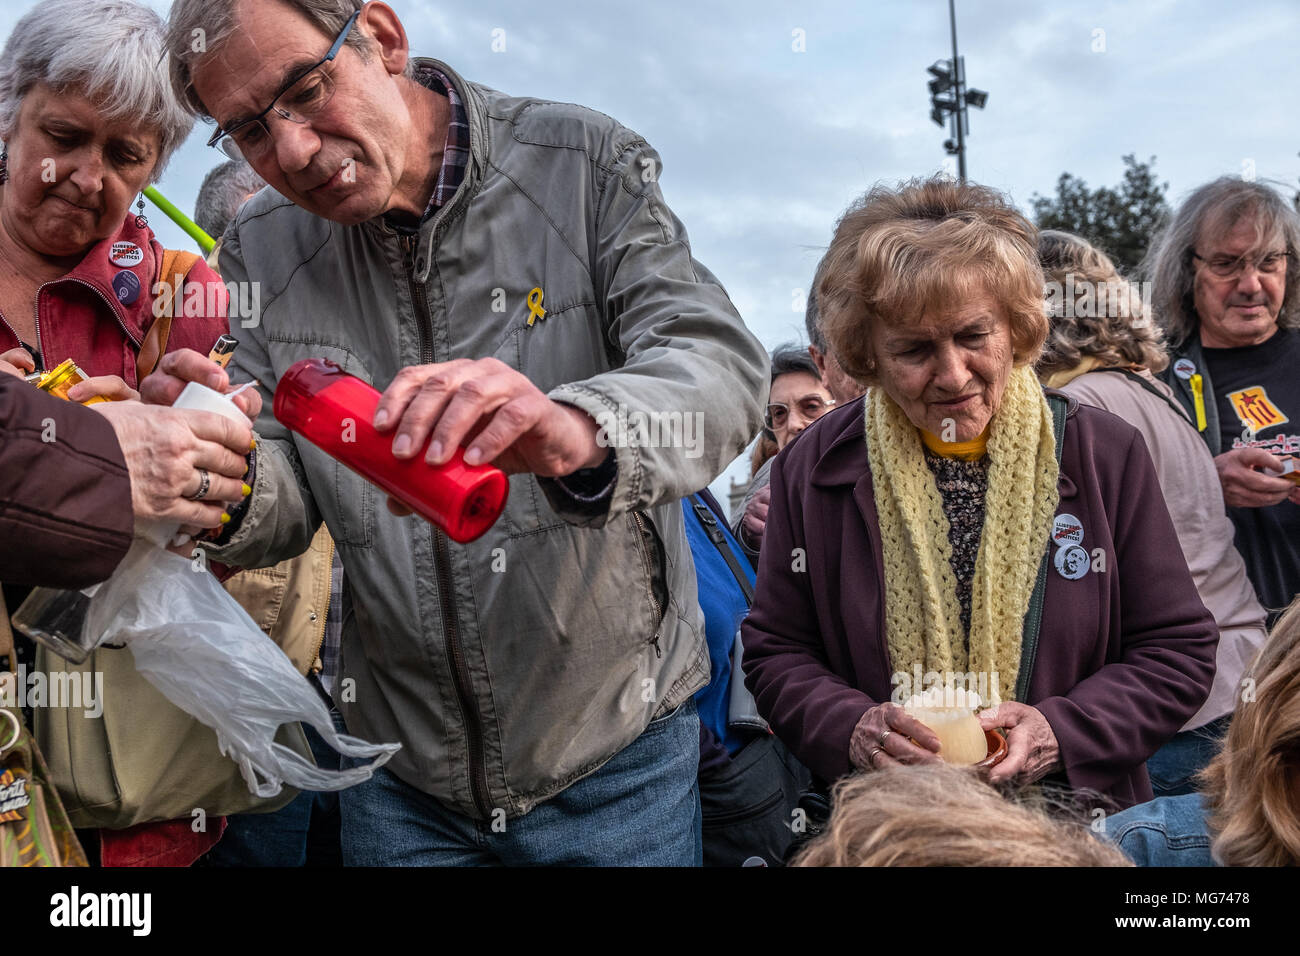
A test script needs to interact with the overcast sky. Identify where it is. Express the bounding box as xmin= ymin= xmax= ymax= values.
xmin=5 ymin=0 xmax=1299 ymax=502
